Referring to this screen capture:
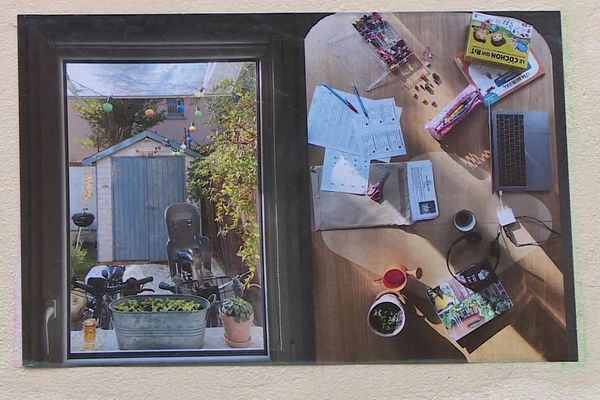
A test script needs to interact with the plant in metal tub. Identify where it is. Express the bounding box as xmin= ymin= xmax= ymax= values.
xmin=109 ymin=294 xmax=215 ymax=350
